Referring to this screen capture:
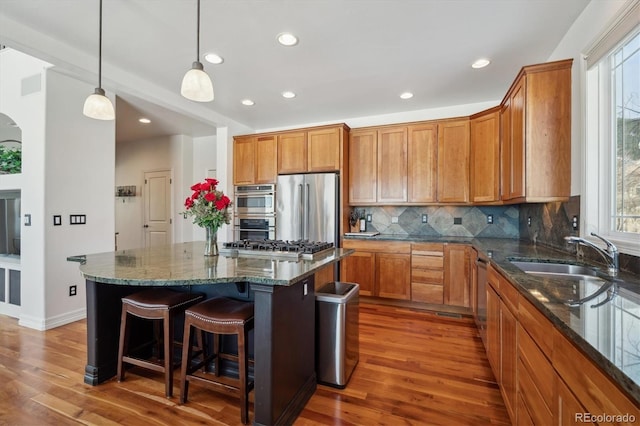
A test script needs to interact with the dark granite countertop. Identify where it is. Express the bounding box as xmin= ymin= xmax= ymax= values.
xmin=344 ymin=233 xmax=640 ymax=403
xmin=68 ymin=241 xmax=353 ymax=287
